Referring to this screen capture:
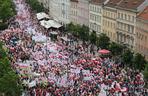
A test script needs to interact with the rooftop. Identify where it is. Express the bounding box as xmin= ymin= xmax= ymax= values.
xmin=70 ymin=0 xmax=78 ymax=2
xmin=90 ymin=0 xmax=106 ymax=5
xmin=117 ymin=0 xmax=145 ymax=10
xmin=105 ymin=0 xmax=122 ymax=7
xmin=138 ymin=6 xmax=148 ymax=21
